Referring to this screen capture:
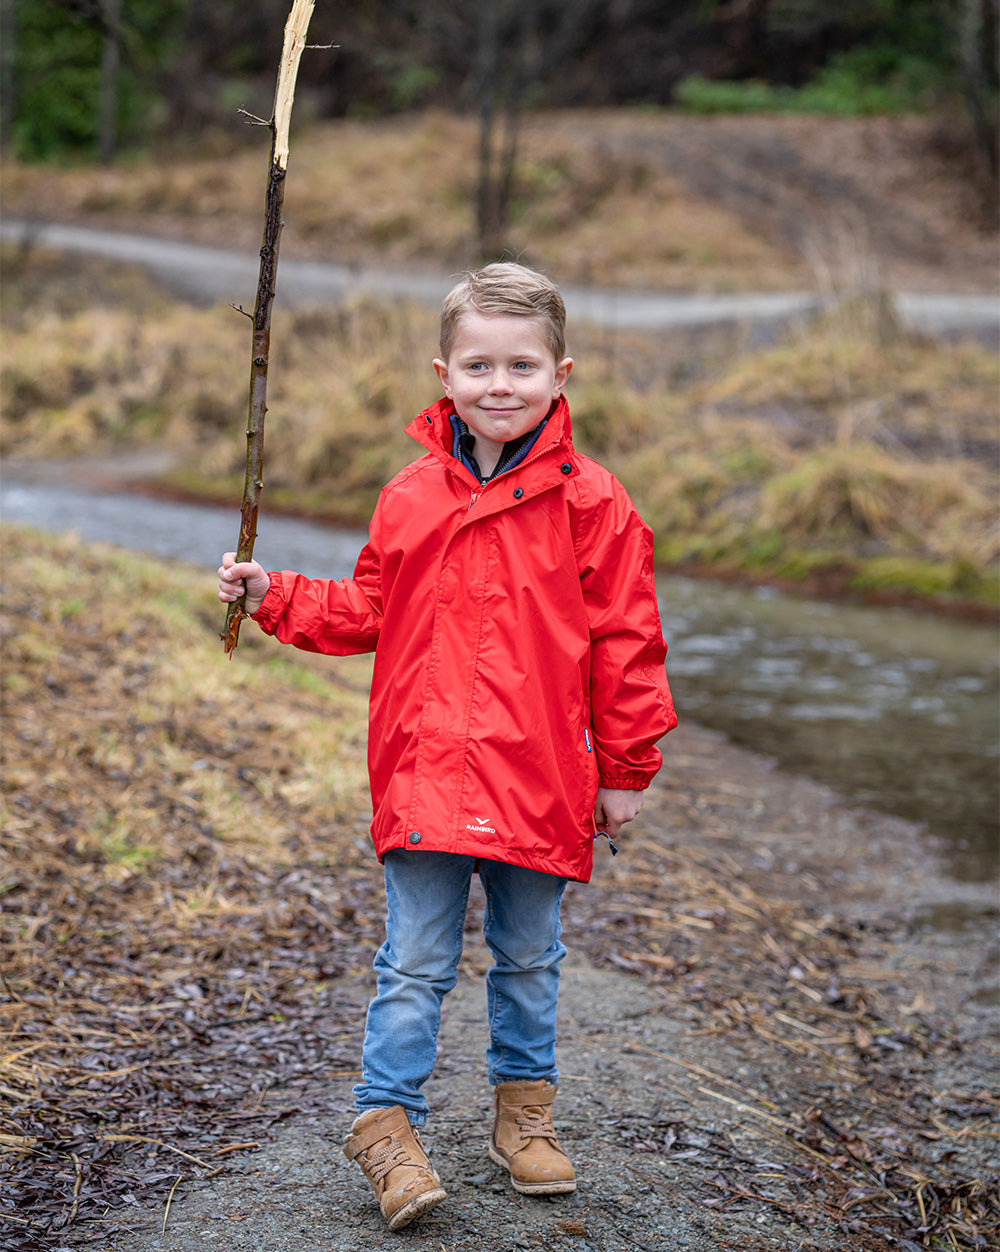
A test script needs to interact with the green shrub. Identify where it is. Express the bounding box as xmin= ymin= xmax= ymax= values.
xmin=8 ymin=0 xmax=188 ymax=161
xmin=797 ymin=46 xmax=945 ymax=115
xmin=674 ymin=76 xmax=788 ymax=116
xmin=675 ymin=45 xmax=946 ymax=118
